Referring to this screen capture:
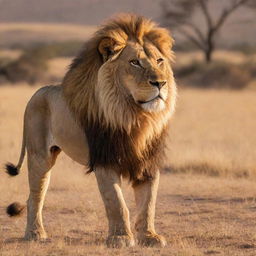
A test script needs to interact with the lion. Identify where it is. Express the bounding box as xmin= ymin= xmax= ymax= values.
xmin=5 ymin=14 xmax=177 ymax=248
